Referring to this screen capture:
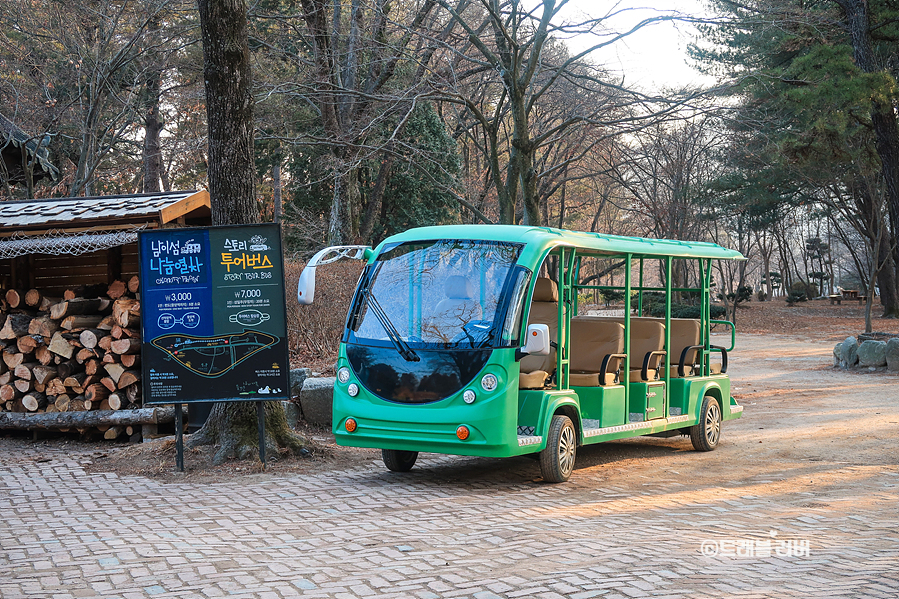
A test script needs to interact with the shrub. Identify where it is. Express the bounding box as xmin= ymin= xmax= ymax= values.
xmin=790 ymin=280 xmax=817 ymax=298
xmin=647 ymin=303 xmax=726 ymax=319
xmin=285 ymin=259 xmax=363 ymax=372
xmin=631 ymin=292 xmax=665 ymax=313
xmin=785 ymin=291 xmax=808 ymax=305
